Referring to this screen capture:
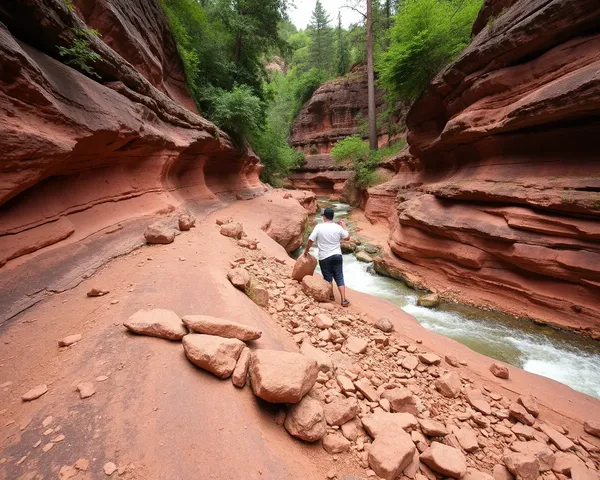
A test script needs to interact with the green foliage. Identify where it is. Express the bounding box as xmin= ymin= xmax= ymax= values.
xmin=209 ymin=85 xmax=264 ymax=144
xmin=308 ymin=1 xmax=334 ymax=74
xmin=335 ymin=12 xmax=350 ymax=76
xmin=331 ymin=135 xmax=405 ymax=188
xmin=378 ymin=0 xmax=483 ymax=102
xmin=64 ymin=0 xmax=75 ymax=11
xmin=57 ymin=28 xmax=103 ymax=78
